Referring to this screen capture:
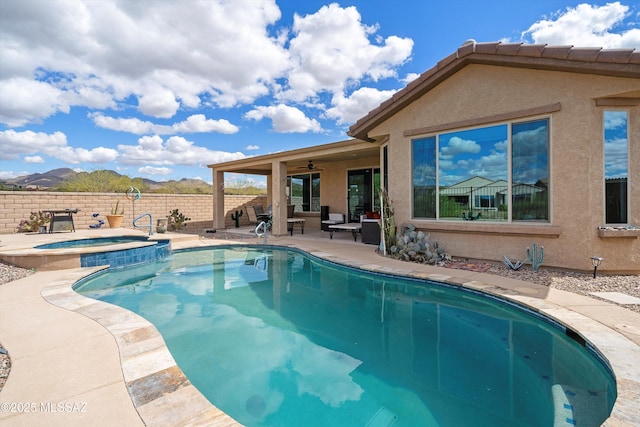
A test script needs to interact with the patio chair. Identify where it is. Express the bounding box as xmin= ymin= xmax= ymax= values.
xmin=246 ymin=205 xmax=263 ymax=224
xmin=321 ymin=213 xmax=345 ymax=231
